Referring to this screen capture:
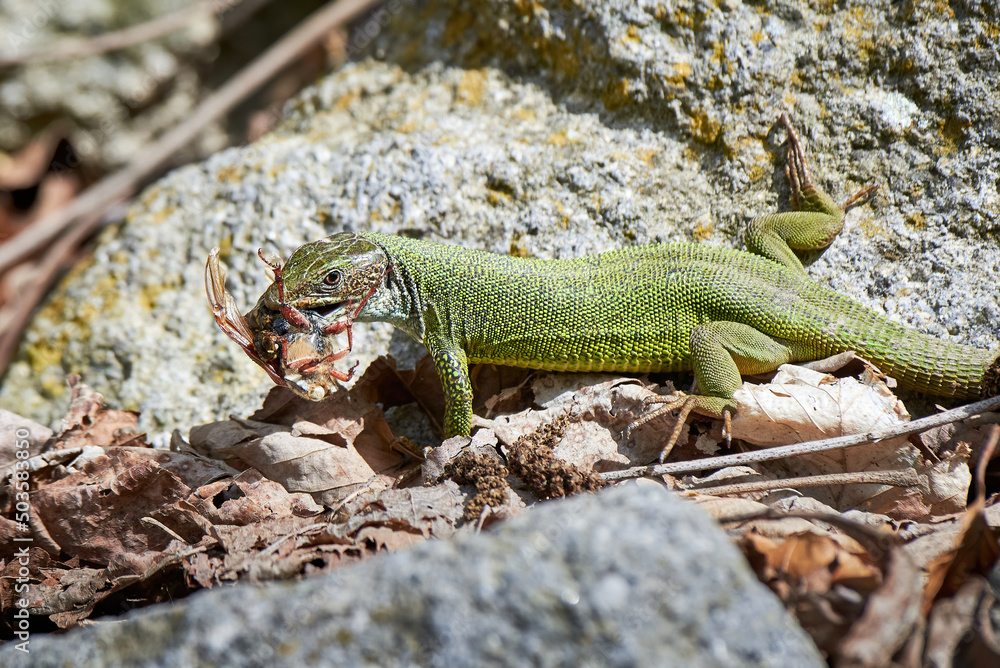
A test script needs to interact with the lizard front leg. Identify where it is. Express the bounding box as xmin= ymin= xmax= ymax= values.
xmin=427 ymin=339 xmax=475 ymax=438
